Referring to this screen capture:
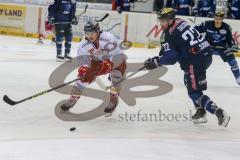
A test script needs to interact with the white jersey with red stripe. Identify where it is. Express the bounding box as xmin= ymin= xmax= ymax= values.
xmin=77 ymin=31 xmax=124 ymax=62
